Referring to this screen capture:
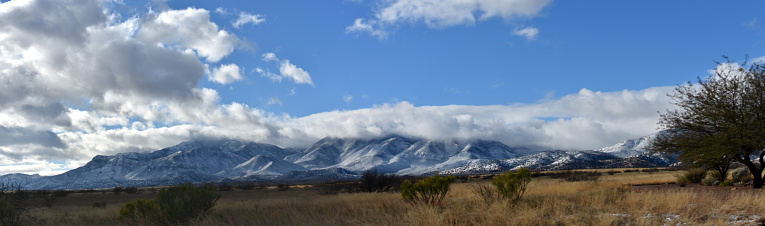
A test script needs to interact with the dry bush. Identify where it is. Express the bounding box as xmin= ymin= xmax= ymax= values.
xmin=492 ymin=168 xmax=531 ymax=203
xmin=15 ymin=169 xmax=765 ymax=225
xmin=354 ymin=169 xmax=401 ymax=193
xmin=401 ymin=174 xmax=456 ymax=206
xmin=732 ymin=167 xmax=752 ymax=183
xmin=471 ymin=183 xmax=501 ymax=205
